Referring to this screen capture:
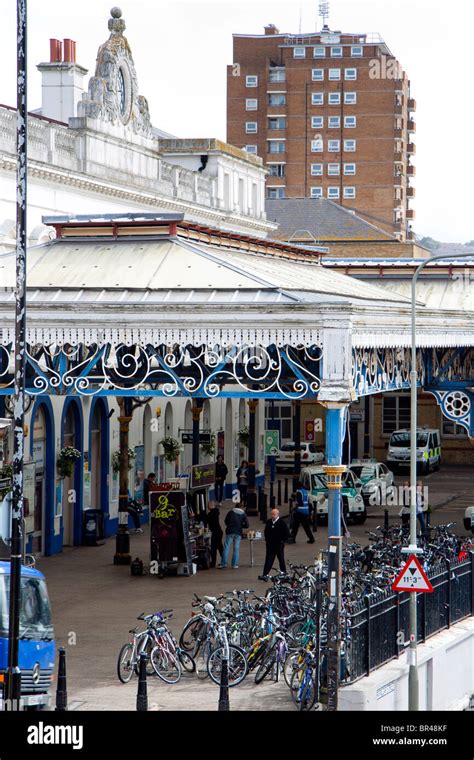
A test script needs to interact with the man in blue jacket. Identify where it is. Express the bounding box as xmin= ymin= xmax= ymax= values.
xmin=291 ymin=481 xmax=315 ymax=544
